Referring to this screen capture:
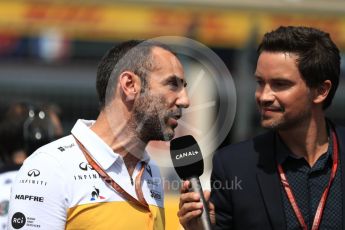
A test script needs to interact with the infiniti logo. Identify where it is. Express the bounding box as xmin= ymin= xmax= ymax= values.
xmin=79 ymin=162 xmax=94 ymax=171
xmin=27 ymin=169 xmax=40 ymax=177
